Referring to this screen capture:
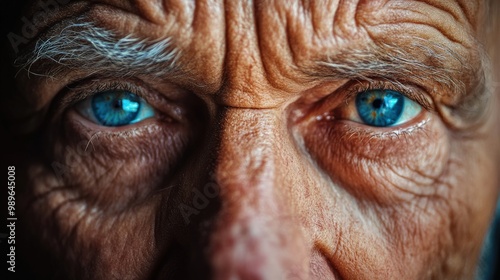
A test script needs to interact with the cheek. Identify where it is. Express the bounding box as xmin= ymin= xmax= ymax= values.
xmin=444 ymin=136 xmax=500 ymax=249
xmin=45 ymin=111 xmax=189 ymax=210
xmin=20 ymin=162 xmax=161 ymax=279
xmin=297 ymin=113 xmax=492 ymax=277
xmin=18 ymin=108 xmax=192 ymax=278
xmin=302 ymin=114 xmax=450 ymax=204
